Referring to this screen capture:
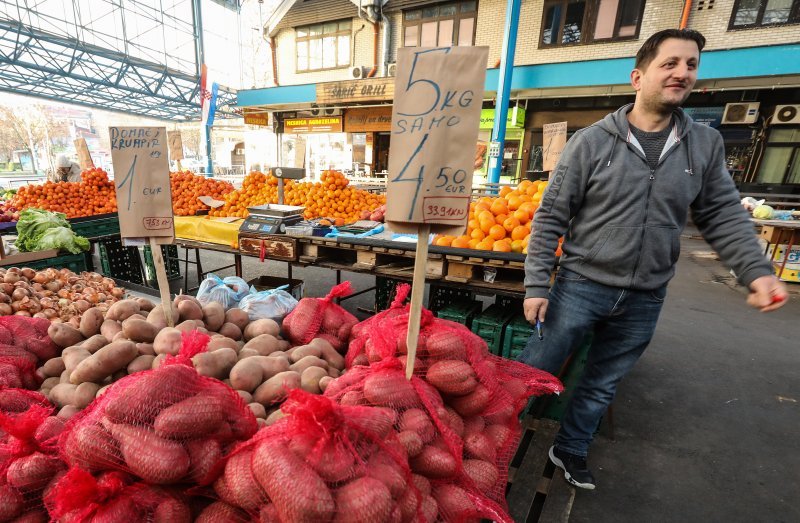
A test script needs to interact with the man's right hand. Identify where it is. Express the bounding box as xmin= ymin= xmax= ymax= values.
xmin=524 ymin=297 xmax=549 ymax=325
